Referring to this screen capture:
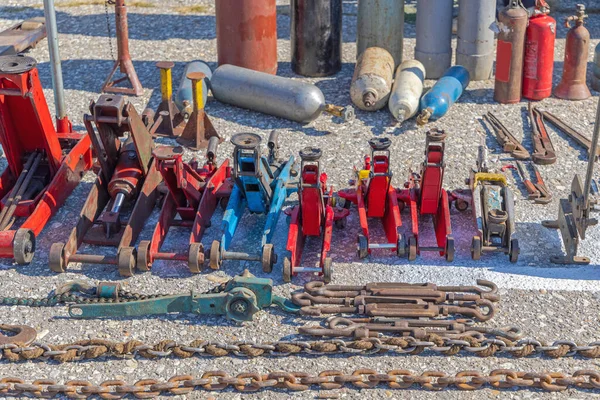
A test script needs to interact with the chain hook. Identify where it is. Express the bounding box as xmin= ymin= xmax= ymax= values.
xmin=0 ymin=324 xmax=37 ymax=345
